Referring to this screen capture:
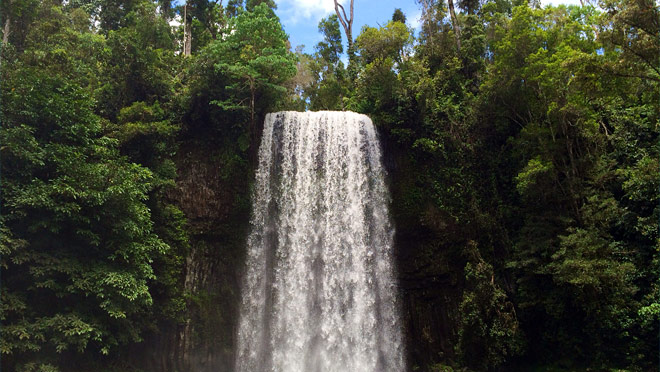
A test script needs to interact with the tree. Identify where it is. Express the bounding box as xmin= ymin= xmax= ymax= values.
xmin=304 ymin=15 xmax=348 ymax=110
xmin=448 ymin=0 xmax=462 ymax=52
xmin=457 ymin=247 xmax=524 ymax=370
xmin=317 ymin=14 xmax=343 ymax=66
xmin=353 ymin=20 xmax=413 ymax=122
xmin=414 ymin=0 xmax=459 ymax=74
xmin=0 ymin=7 xmax=168 ymax=368
xmin=598 ymin=0 xmax=659 ymax=81
xmin=96 ymin=0 xmax=143 ymax=32
xmin=226 ymin=0 xmax=244 ymax=17
xmin=0 ymin=0 xmax=39 ymax=50
xmin=178 ymin=0 xmax=230 ymax=55
xmin=356 ymin=21 xmax=412 ymax=65
xmin=286 ymin=46 xmax=314 ymax=110
xmin=333 ymin=0 xmax=356 ymax=79
xmin=205 ymin=3 xmax=296 ymax=145
xmin=392 ymin=8 xmax=406 ymax=23
xmin=183 ymin=1 xmax=192 ymax=56
xmin=481 ymin=4 xmax=658 ymax=366
xmin=245 ymin=0 xmax=276 ymax=11
xmin=2 ymin=0 xmax=11 ymax=45
xmin=0 ymin=3 xmax=189 ymax=370
xmin=95 ymin=1 xmax=176 ymax=121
